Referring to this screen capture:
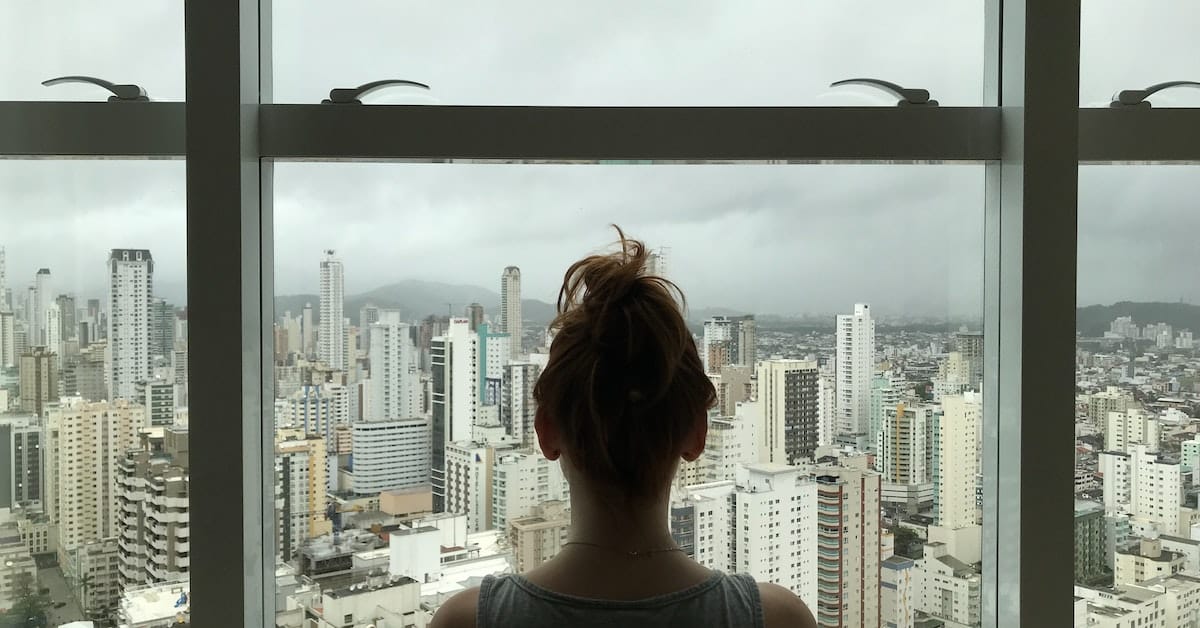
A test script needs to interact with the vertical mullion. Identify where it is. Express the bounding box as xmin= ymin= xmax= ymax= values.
xmin=984 ymin=1 xmax=1080 ymax=627
xmin=185 ymin=0 xmax=267 ymax=626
